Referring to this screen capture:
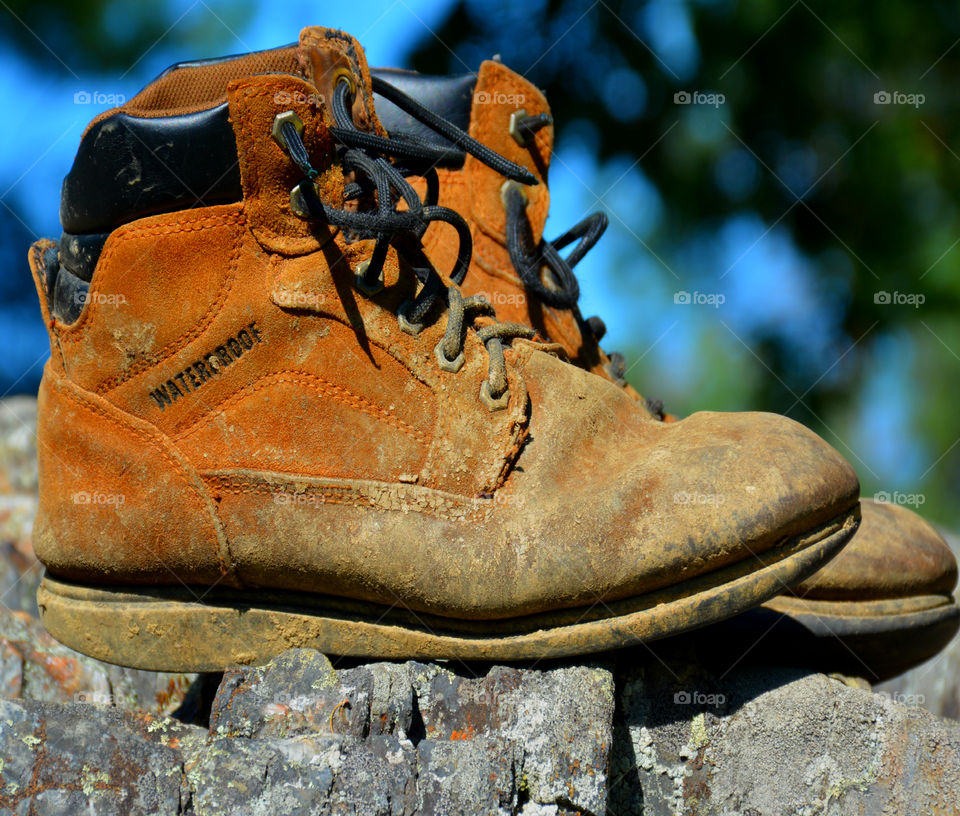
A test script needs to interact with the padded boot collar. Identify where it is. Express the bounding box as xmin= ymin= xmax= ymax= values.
xmin=59 ymin=26 xmax=383 ymax=237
